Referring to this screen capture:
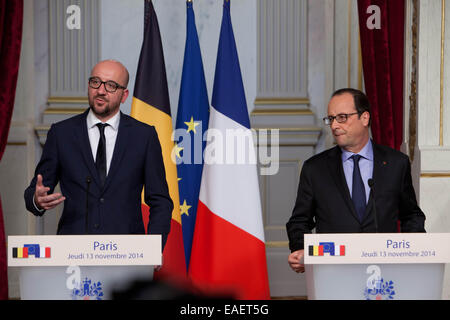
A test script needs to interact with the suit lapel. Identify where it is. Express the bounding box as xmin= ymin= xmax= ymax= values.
xmin=362 ymin=141 xmax=387 ymax=221
xmin=103 ymin=112 xmax=130 ymax=192
xmin=75 ymin=109 xmax=102 ymax=187
xmin=371 ymin=142 xmax=387 ymax=183
xmin=369 ymin=141 xmax=388 ymax=201
xmin=326 ymin=146 xmax=360 ymax=221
